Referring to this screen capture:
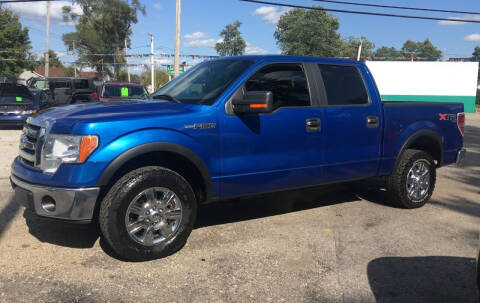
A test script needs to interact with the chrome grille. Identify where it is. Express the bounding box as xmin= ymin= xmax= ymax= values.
xmin=19 ymin=123 xmax=43 ymax=167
